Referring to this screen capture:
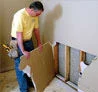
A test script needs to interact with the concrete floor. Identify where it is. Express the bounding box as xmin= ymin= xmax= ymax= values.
xmin=0 ymin=70 xmax=20 ymax=92
xmin=0 ymin=70 xmax=77 ymax=92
